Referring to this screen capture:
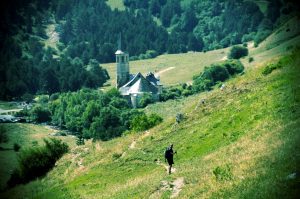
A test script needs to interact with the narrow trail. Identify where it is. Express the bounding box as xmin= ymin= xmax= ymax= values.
xmin=121 ymin=130 xmax=151 ymax=158
xmin=155 ymin=67 xmax=175 ymax=76
xmin=129 ymin=140 xmax=136 ymax=149
xmin=170 ymin=177 xmax=184 ymax=198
